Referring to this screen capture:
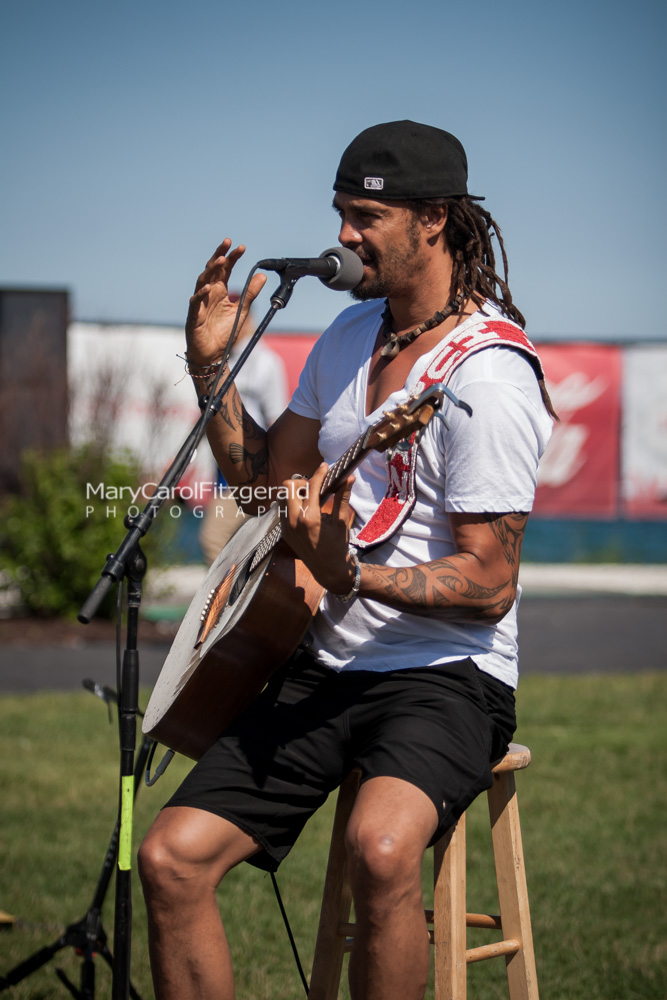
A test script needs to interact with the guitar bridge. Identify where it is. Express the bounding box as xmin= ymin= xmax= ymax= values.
xmin=195 ymin=564 xmax=237 ymax=649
